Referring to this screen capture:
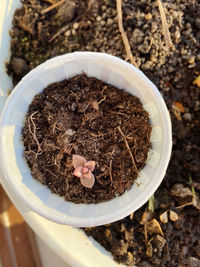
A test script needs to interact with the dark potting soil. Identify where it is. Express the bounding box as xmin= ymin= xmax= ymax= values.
xmin=22 ymin=74 xmax=152 ymax=204
xmin=7 ymin=0 xmax=200 ymax=266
